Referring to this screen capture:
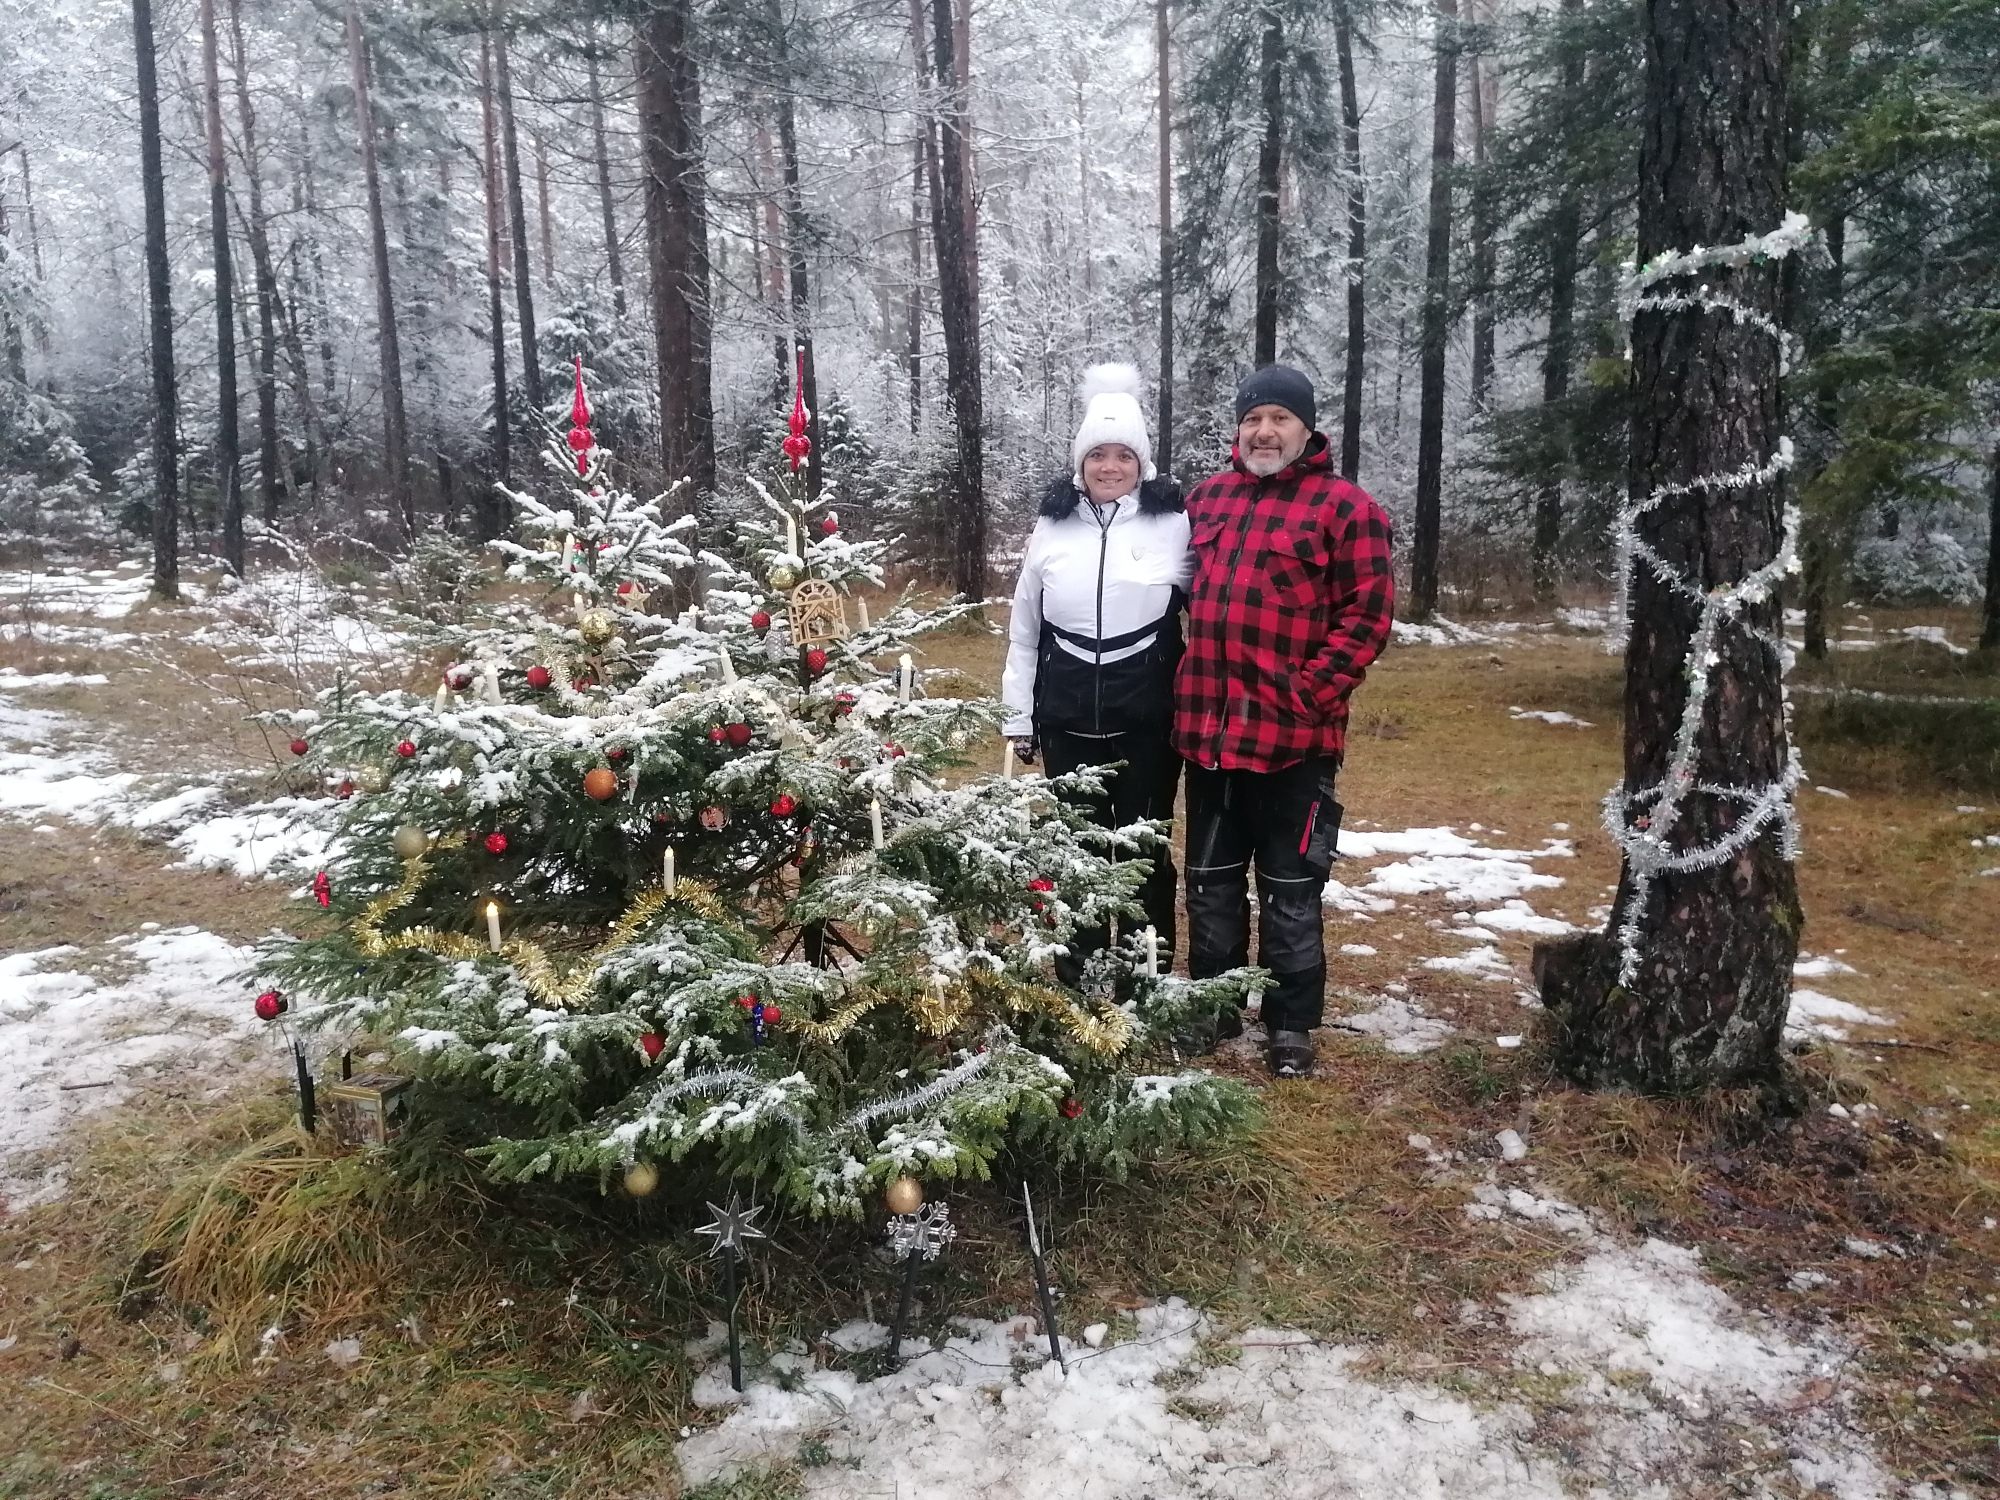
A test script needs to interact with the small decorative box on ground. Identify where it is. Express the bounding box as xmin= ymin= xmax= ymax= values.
xmin=326 ymin=1072 xmax=412 ymax=1149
